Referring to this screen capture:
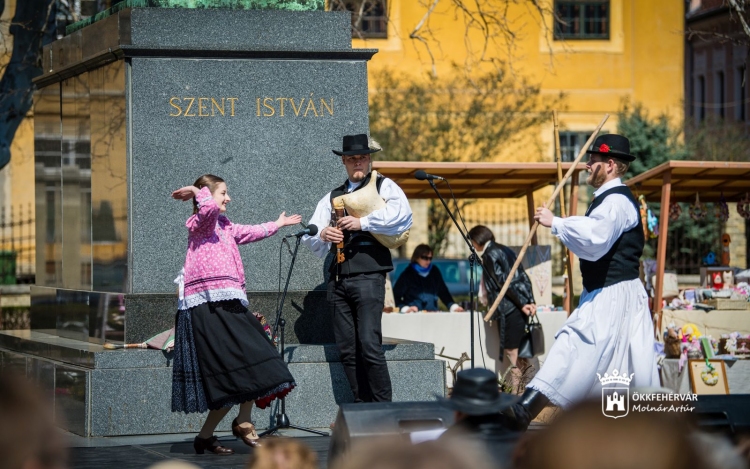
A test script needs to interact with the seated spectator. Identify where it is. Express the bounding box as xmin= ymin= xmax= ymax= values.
xmin=393 ymin=244 xmax=464 ymax=313
xmin=0 ymin=373 xmax=67 ymax=469
xmin=438 ymin=368 xmax=520 ymax=466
